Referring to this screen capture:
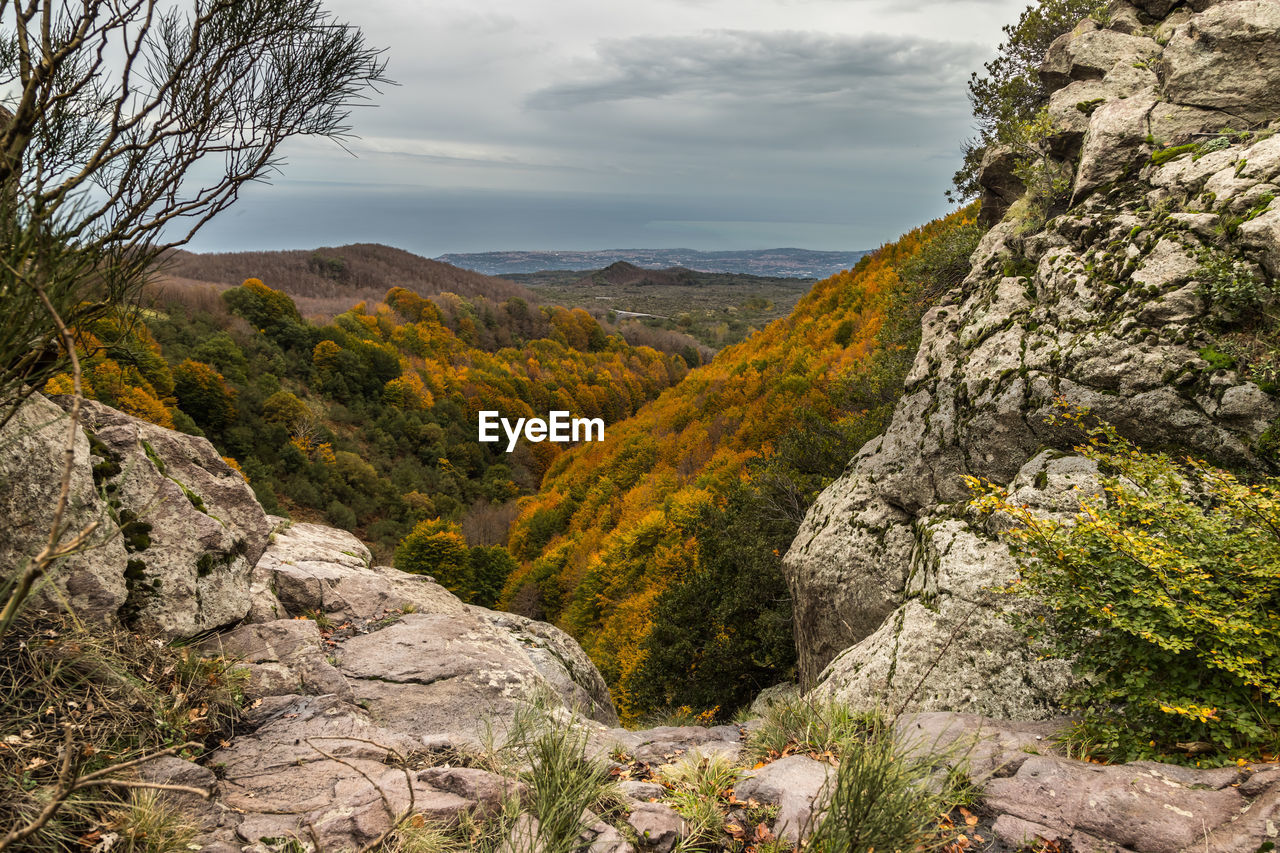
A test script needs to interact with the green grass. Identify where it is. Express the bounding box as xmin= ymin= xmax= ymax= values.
xmin=659 ymin=752 xmax=742 ymax=851
xmin=104 ymin=789 xmax=200 ymax=853
xmin=803 ymin=720 xmax=949 ymax=853
xmin=746 ymin=698 xmax=878 ymax=762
